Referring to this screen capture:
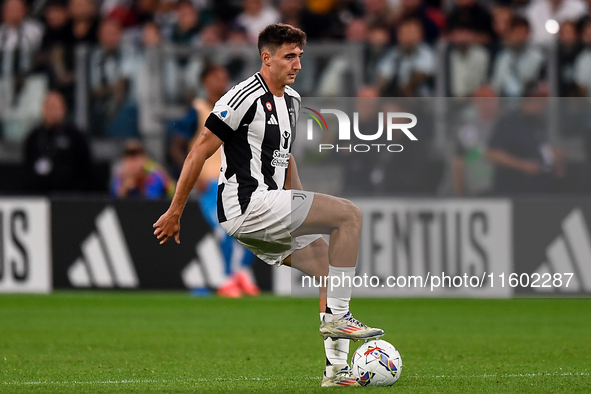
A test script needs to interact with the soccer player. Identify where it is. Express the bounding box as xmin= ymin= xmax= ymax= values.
xmin=153 ymin=23 xmax=384 ymax=387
